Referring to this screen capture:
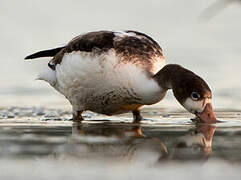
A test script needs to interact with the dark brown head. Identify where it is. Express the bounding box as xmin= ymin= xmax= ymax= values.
xmin=155 ymin=64 xmax=217 ymax=123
